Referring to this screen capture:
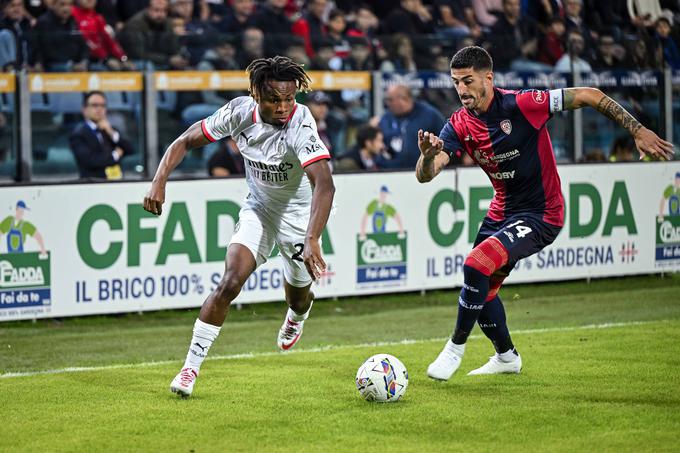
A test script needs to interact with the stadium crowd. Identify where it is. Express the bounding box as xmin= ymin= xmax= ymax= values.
xmin=0 ymin=0 xmax=678 ymax=176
